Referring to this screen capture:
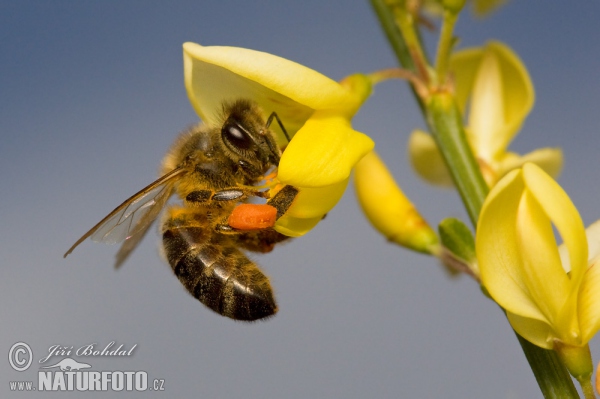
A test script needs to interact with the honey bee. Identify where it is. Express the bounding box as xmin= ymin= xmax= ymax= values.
xmin=64 ymin=99 xmax=299 ymax=321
